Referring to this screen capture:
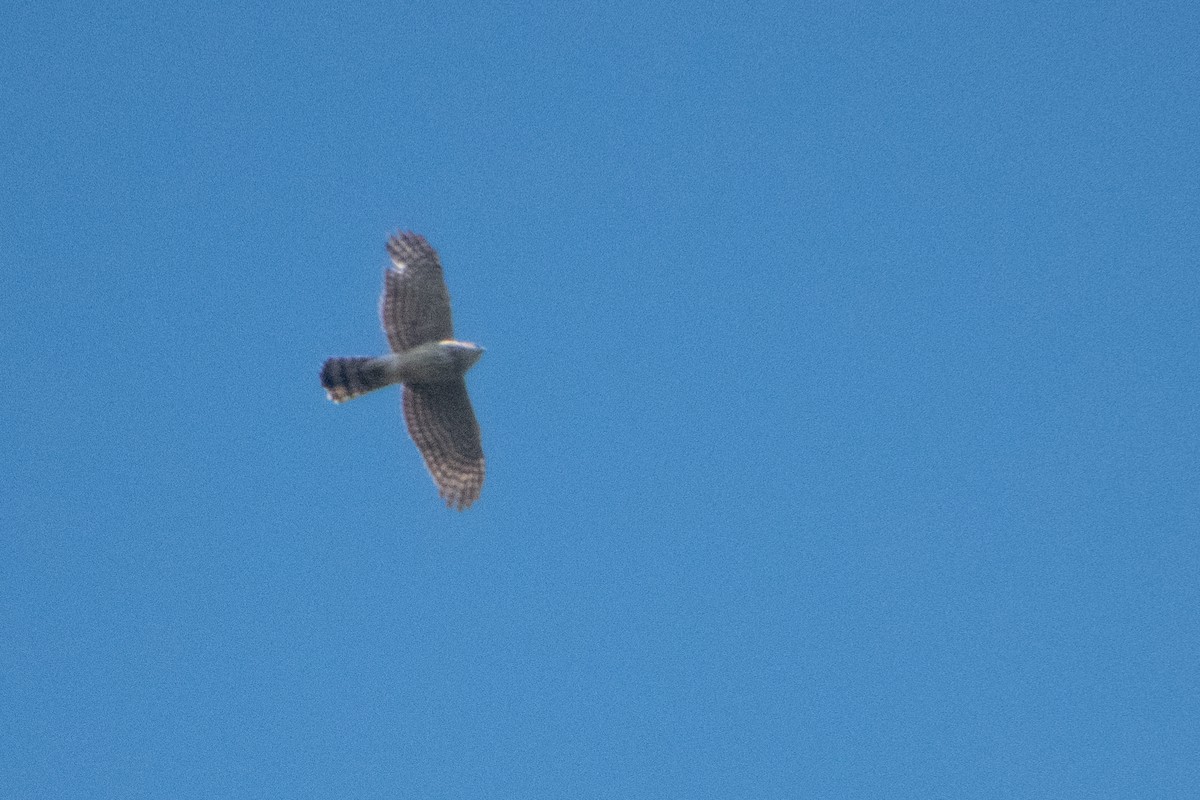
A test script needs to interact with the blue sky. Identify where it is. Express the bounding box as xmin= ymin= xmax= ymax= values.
xmin=3 ymin=2 xmax=1198 ymax=797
